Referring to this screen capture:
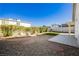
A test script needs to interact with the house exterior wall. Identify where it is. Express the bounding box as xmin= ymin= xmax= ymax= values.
xmin=8 ymin=20 xmax=17 ymax=25
xmin=74 ymin=3 xmax=79 ymax=45
xmin=20 ymin=22 xmax=31 ymax=27
xmin=0 ymin=19 xmax=31 ymax=27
